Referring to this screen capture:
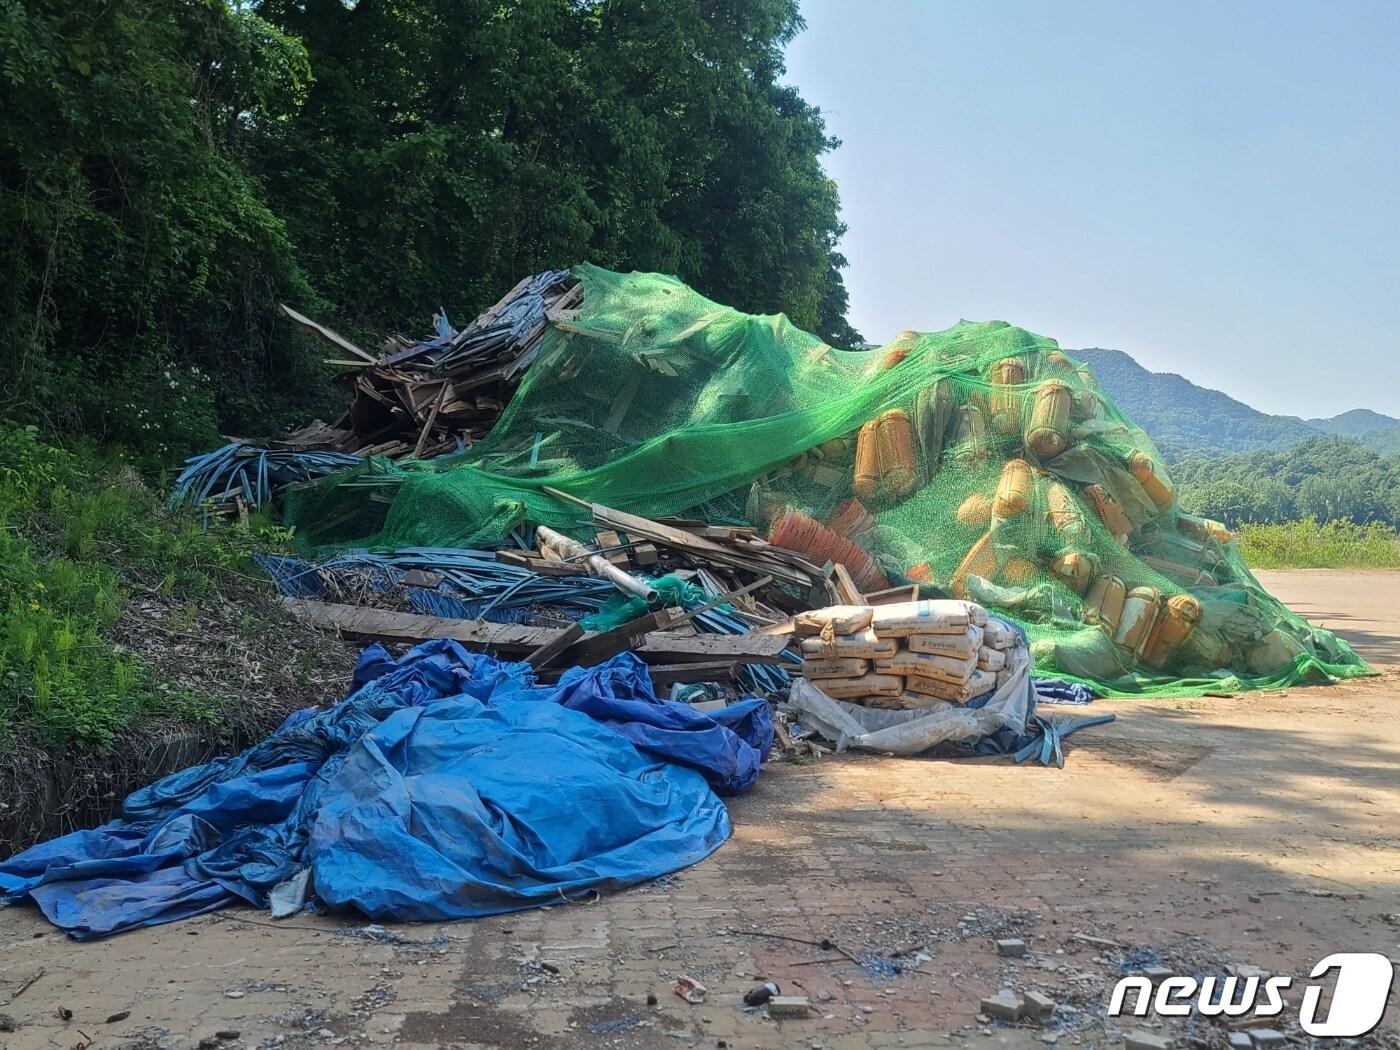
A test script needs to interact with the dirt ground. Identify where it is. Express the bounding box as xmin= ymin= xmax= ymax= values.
xmin=1 ymin=570 xmax=1398 ymax=1050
